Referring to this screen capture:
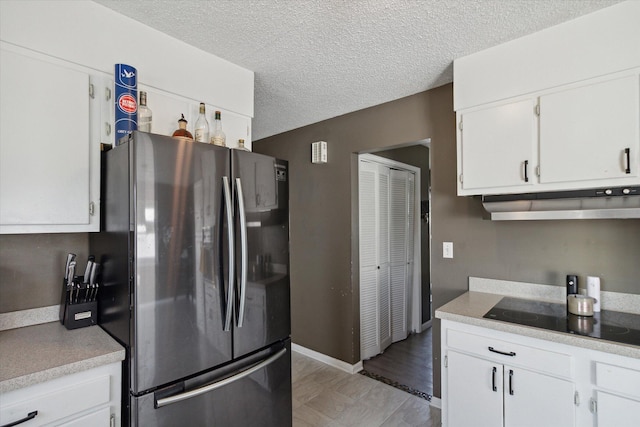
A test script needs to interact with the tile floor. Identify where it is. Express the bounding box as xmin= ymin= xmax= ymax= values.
xmin=292 ymin=350 xmax=441 ymax=426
